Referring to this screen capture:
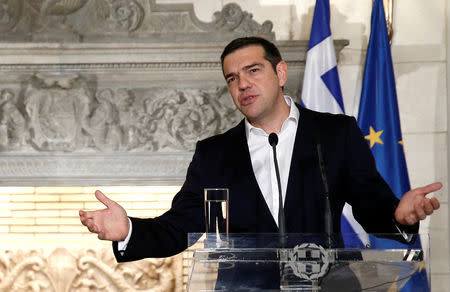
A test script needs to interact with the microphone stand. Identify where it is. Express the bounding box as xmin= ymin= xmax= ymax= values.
xmin=316 ymin=142 xmax=334 ymax=249
xmin=269 ymin=133 xmax=286 ymax=248
xmin=315 ymin=141 xmax=337 ymax=291
xmin=269 ymin=133 xmax=291 ymax=290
